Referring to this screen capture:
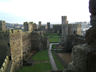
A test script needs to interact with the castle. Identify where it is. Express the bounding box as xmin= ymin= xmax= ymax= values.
xmin=0 ymin=21 xmax=48 ymax=72
xmin=0 ymin=8 xmax=93 ymax=72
